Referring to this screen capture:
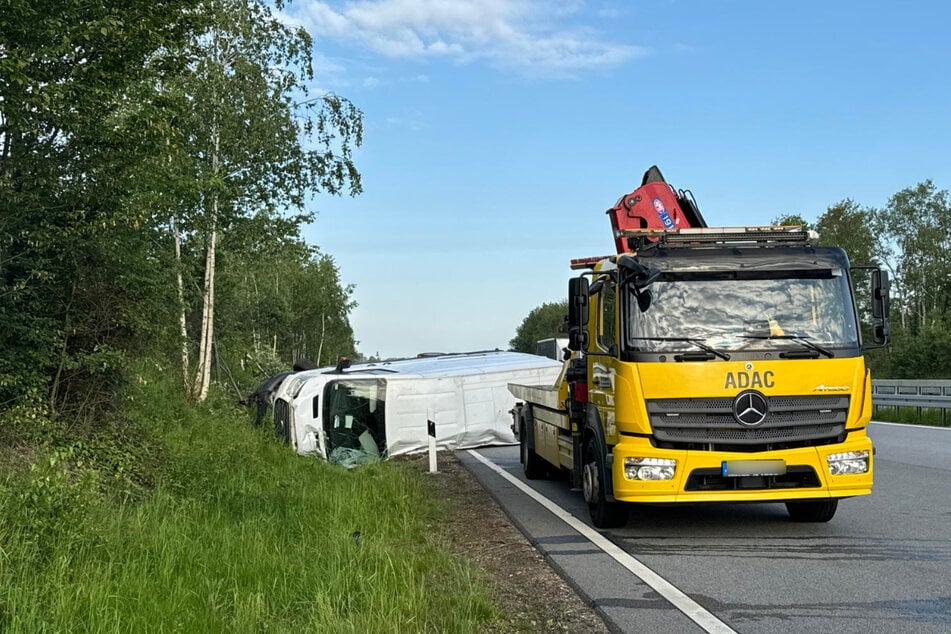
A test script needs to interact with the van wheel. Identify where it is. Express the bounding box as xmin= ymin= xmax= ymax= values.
xmin=520 ymin=420 xmax=546 ymax=480
xmin=785 ymin=499 xmax=838 ymax=522
xmin=274 ymin=412 xmax=290 ymax=445
xmin=582 ymin=441 xmax=627 ymax=528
